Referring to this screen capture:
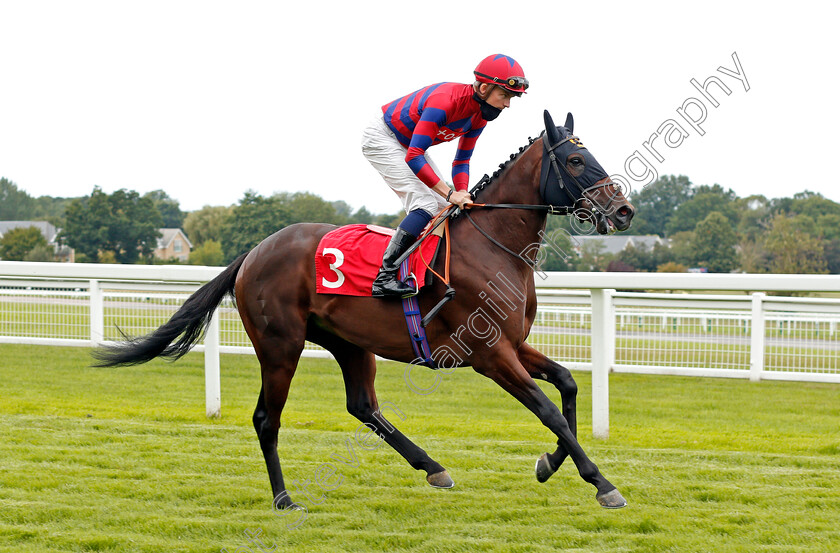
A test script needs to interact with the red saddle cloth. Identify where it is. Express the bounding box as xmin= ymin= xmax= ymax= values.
xmin=315 ymin=224 xmax=441 ymax=296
